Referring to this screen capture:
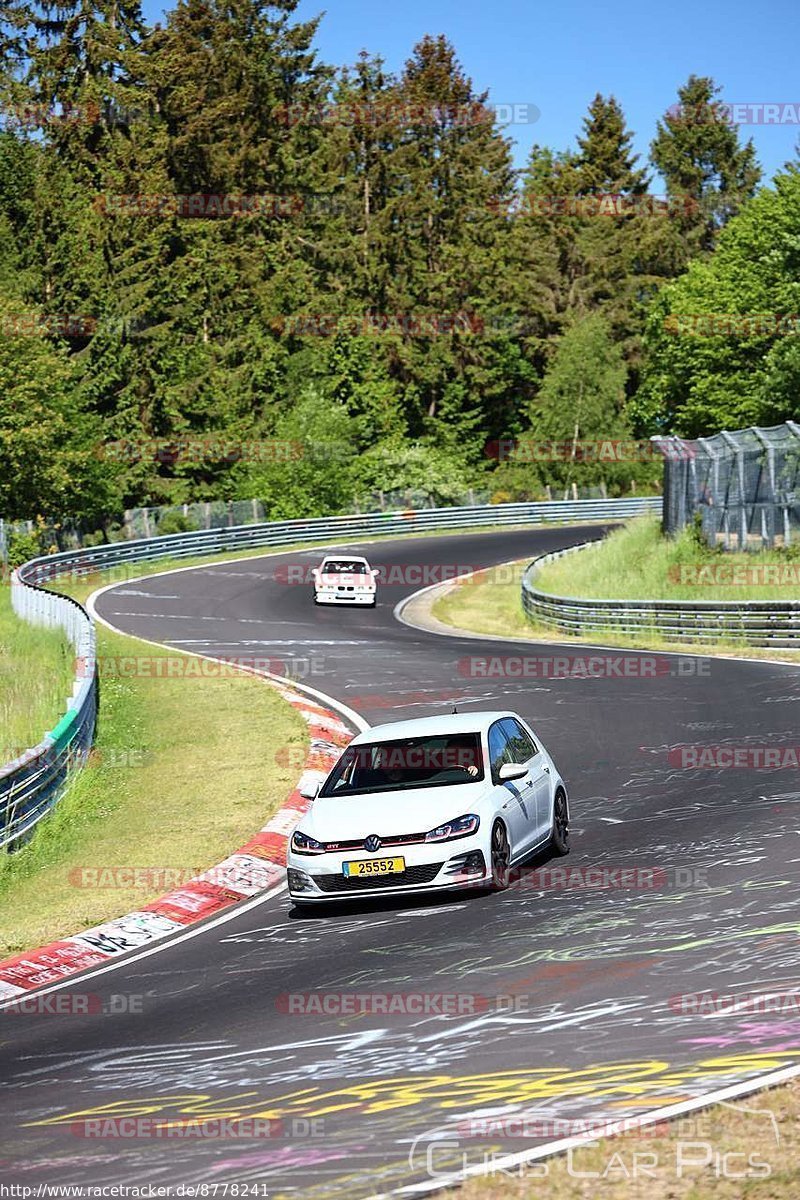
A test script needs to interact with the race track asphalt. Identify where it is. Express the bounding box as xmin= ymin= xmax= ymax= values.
xmin=2 ymin=524 xmax=800 ymax=1197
